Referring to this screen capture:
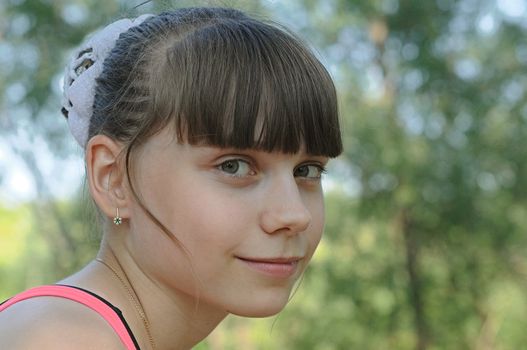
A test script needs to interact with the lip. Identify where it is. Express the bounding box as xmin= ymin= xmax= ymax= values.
xmin=236 ymin=256 xmax=303 ymax=278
